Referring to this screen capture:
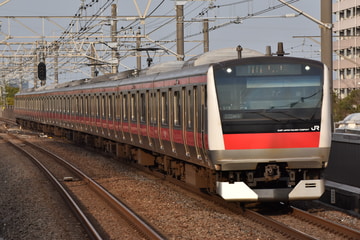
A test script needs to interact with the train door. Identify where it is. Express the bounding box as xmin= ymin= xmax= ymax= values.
xmin=199 ymin=85 xmax=208 ymax=161
xmin=150 ymin=90 xmax=163 ymax=151
xmin=108 ymin=92 xmax=115 ymax=138
xmin=59 ymin=96 xmax=63 ymax=126
xmin=130 ymin=92 xmax=138 ymax=143
xmin=70 ymin=95 xmax=75 ymax=128
xmin=180 ymin=87 xmax=190 ymax=157
xmin=89 ymin=94 xmax=95 ymax=133
xmin=95 ymin=94 xmax=101 ymax=134
xmin=50 ymin=96 xmax=54 ymax=124
xmin=160 ymin=89 xmax=170 ymax=152
xmin=172 ymin=89 xmax=181 ymax=155
xmin=65 ymin=95 xmax=70 ymax=127
xmin=74 ymin=95 xmax=80 ymax=130
xmin=100 ymin=93 xmax=109 ymax=136
xmin=139 ymin=91 xmax=150 ymax=147
xmin=122 ymin=92 xmax=132 ymax=142
xmin=167 ymin=88 xmax=176 ymax=154
xmin=101 ymin=93 xmax=108 ymax=136
xmin=118 ymin=92 xmax=125 ymax=140
xmin=114 ymin=93 xmax=120 ymax=138
xmin=84 ymin=95 xmax=89 ymax=131
xmin=194 ymin=86 xmax=204 ymax=161
xmin=149 ymin=90 xmax=155 ymax=148
xmin=188 ymin=86 xmax=203 ymax=161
